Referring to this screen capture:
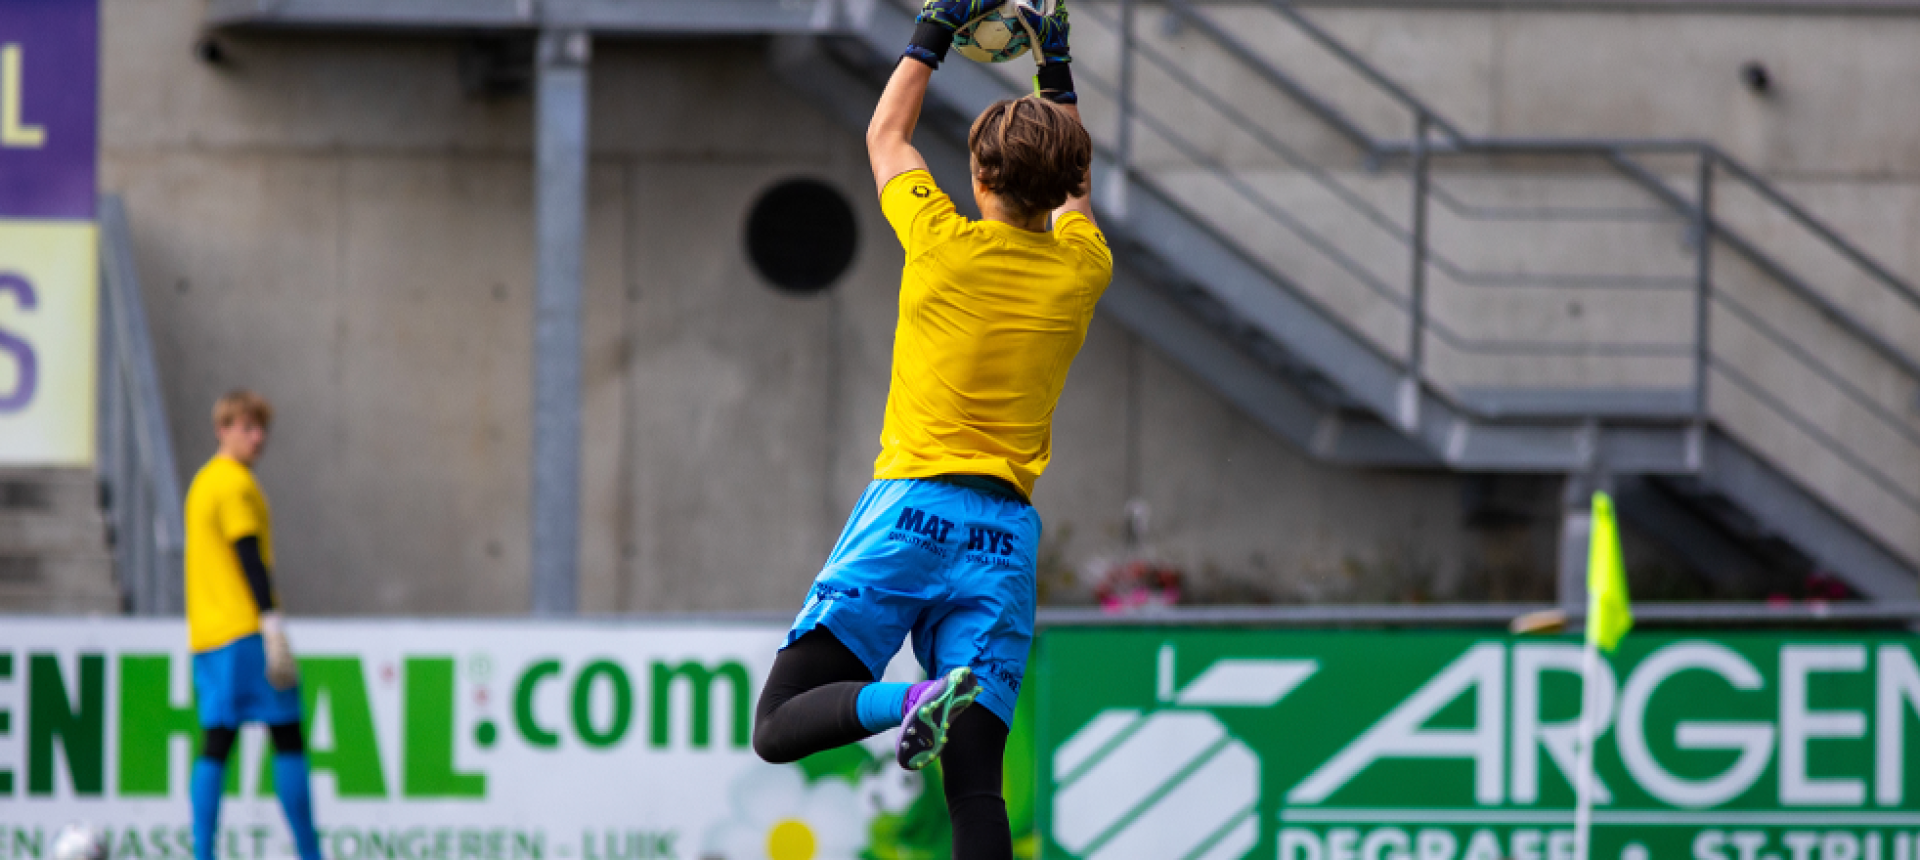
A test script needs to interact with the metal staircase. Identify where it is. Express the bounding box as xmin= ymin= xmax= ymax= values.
xmin=775 ymin=0 xmax=1920 ymax=598
xmin=0 ymin=199 xmax=179 ymax=614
